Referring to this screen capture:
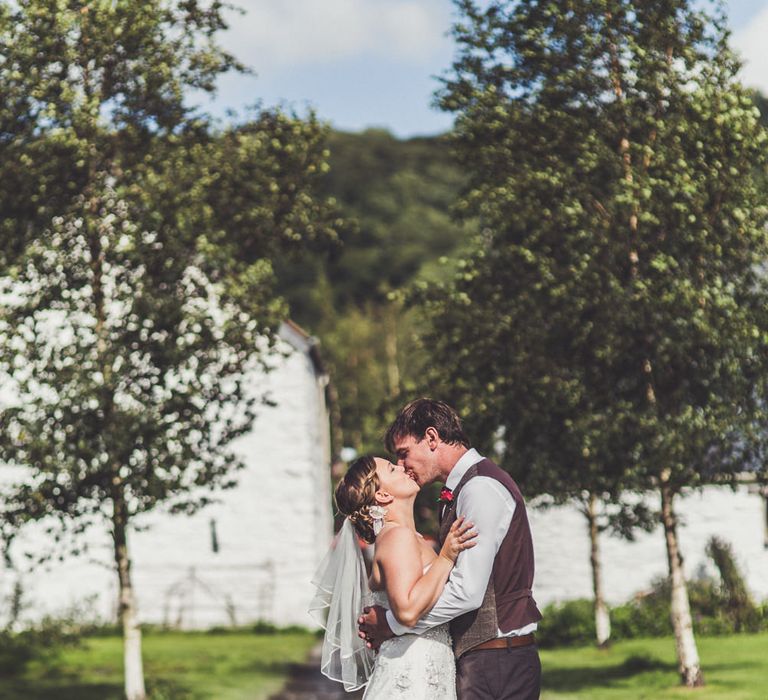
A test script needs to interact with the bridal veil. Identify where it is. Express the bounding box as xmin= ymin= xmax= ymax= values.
xmin=309 ymin=518 xmax=375 ymax=691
